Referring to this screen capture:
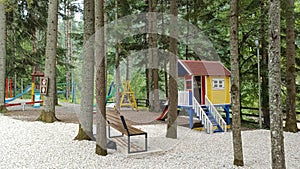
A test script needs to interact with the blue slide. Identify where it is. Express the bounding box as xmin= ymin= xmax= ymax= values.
xmin=5 ymin=85 xmax=32 ymax=103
